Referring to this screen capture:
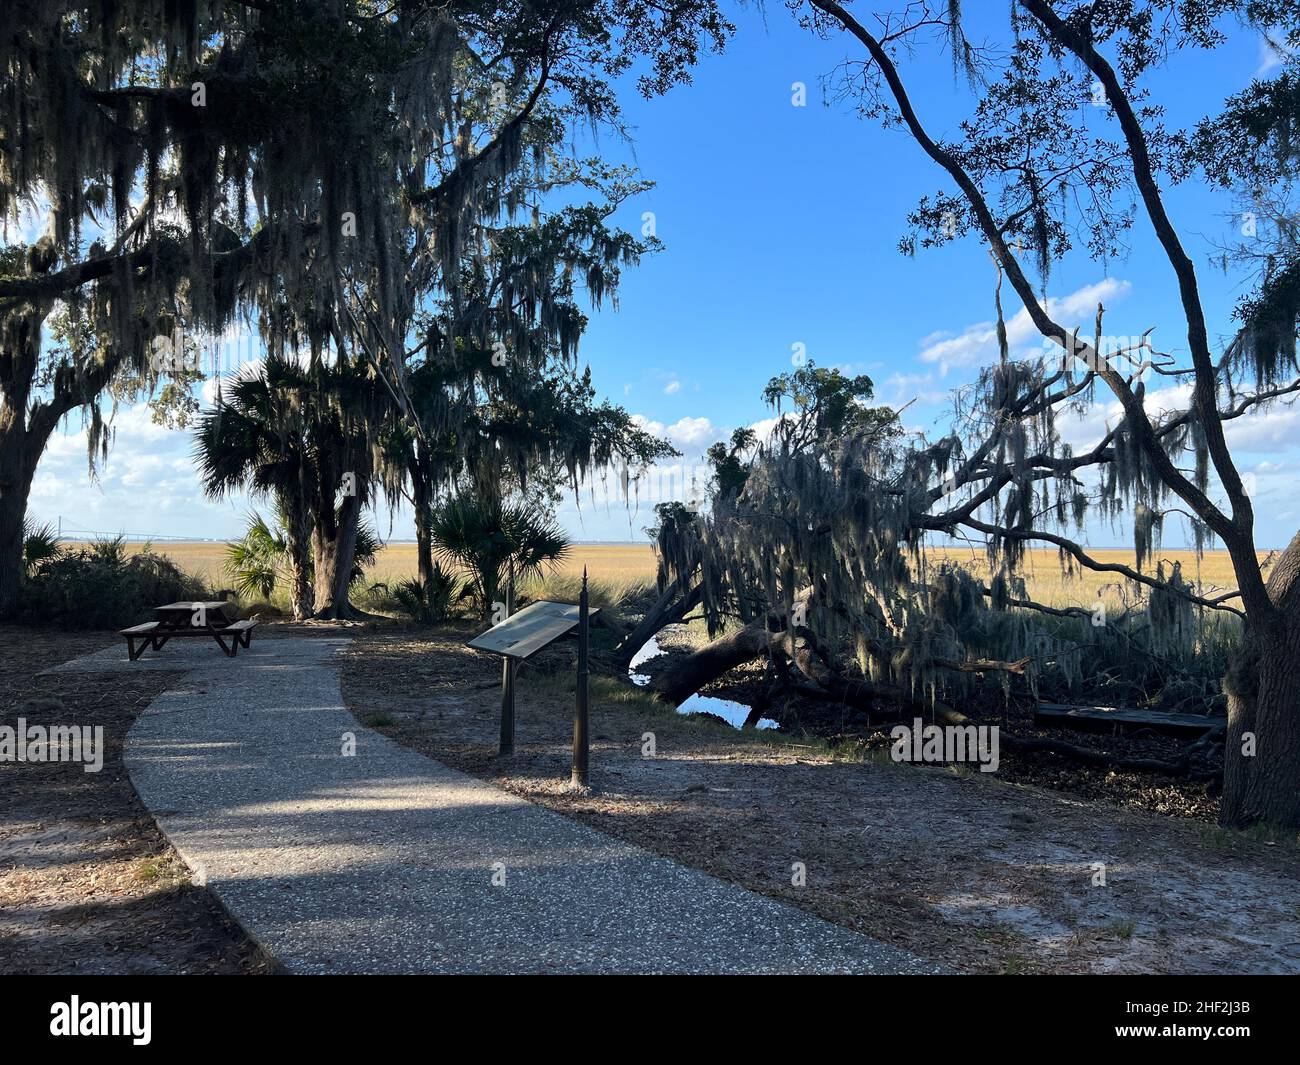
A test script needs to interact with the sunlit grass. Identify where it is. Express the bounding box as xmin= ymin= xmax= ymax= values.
xmin=522 ymin=570 xmax=654 ymax=612
xmin=925 ymin=546 xmax=1253 ymax=609
xmin=88 ymin=541 xmax=656 ymax=589
xmin=81 ymin=540 xmax=1262 ymax=614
